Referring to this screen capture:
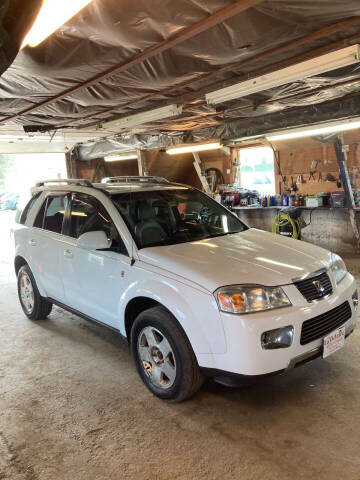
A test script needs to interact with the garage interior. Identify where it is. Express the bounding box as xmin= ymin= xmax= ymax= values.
xmin=1 ymin=1 xmax=360 ymax=479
